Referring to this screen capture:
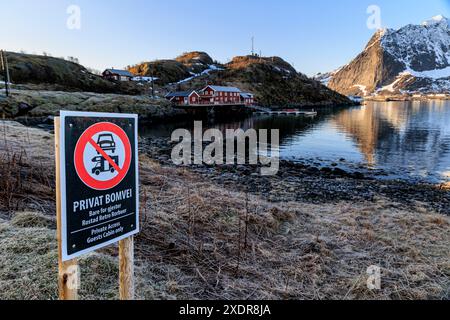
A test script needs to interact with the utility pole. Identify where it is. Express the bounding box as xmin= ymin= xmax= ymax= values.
xmin=150 ymin=64 xmax=155 ymax=98
xmin=1 ymin=51 xmax=10 ymax=97
xmin=0 ymin=50 xmax=4 ymax=75
xmin=1 ymin=51 xmax=6 ymax=97
xmin=5 ymin=52 xmax=11 ymax=97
